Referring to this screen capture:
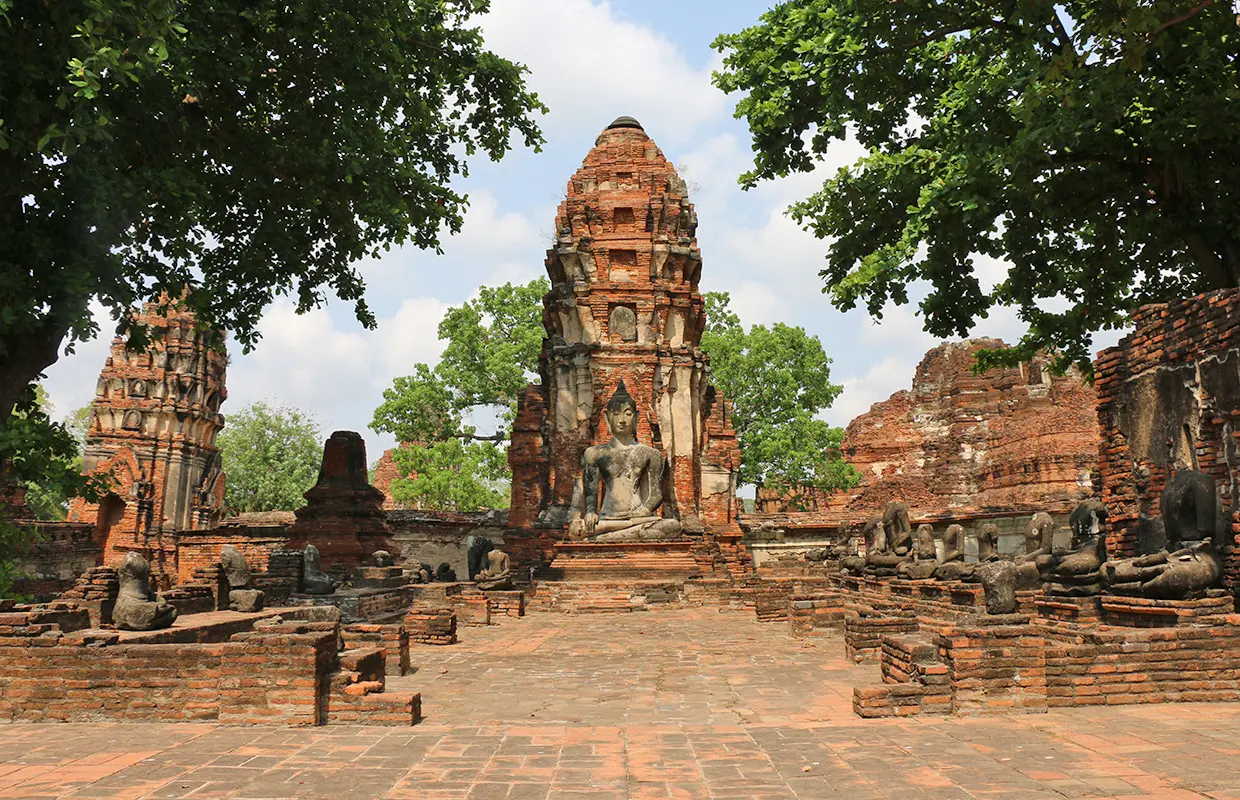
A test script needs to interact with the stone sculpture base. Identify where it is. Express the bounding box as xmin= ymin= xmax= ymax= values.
xmin=1036 ymin=595 xmax=1103 ymax=625
xmin=548 ymin=541 xmax=699 ymax=581
xmin=1100 ymin=590 xmax=1233 ymax=628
